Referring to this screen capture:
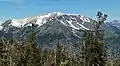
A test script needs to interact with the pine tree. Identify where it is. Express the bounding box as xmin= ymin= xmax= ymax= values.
xmin=56 ymin=44 xmax=62 ymax=66
xmin=0 ymin=40 xmax=8 ymax=66
xmin=24 ymin=42 xmax=41 ymax=66
xmin=42 ymin=48 xmax=49 ymax=66
xmin=82 ymin=12 xmax=107 ymax=66
xmin=24 ymin=23 xmax=41 ymax=66
xmin=83 ymin=31 xmax=106 ymax=66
